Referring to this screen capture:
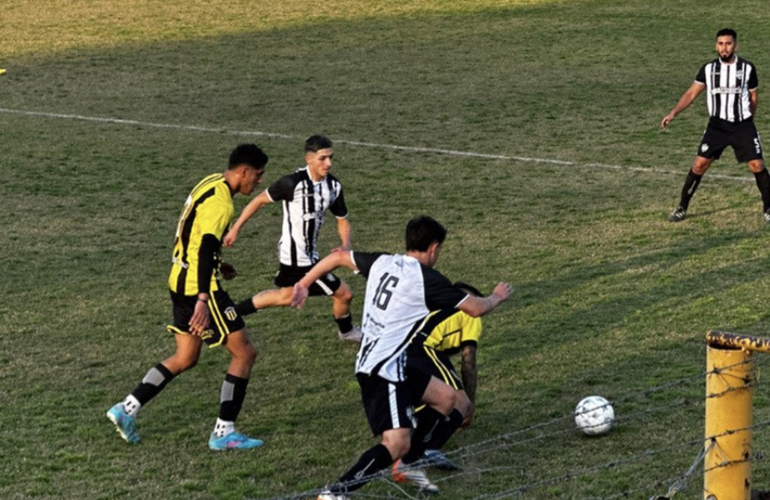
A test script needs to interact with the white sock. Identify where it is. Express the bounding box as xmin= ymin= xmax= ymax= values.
xmin=214 ymin=418 xmax=235 ymax=438
xmin=122 ymin=395 xmax=141 ymax=417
